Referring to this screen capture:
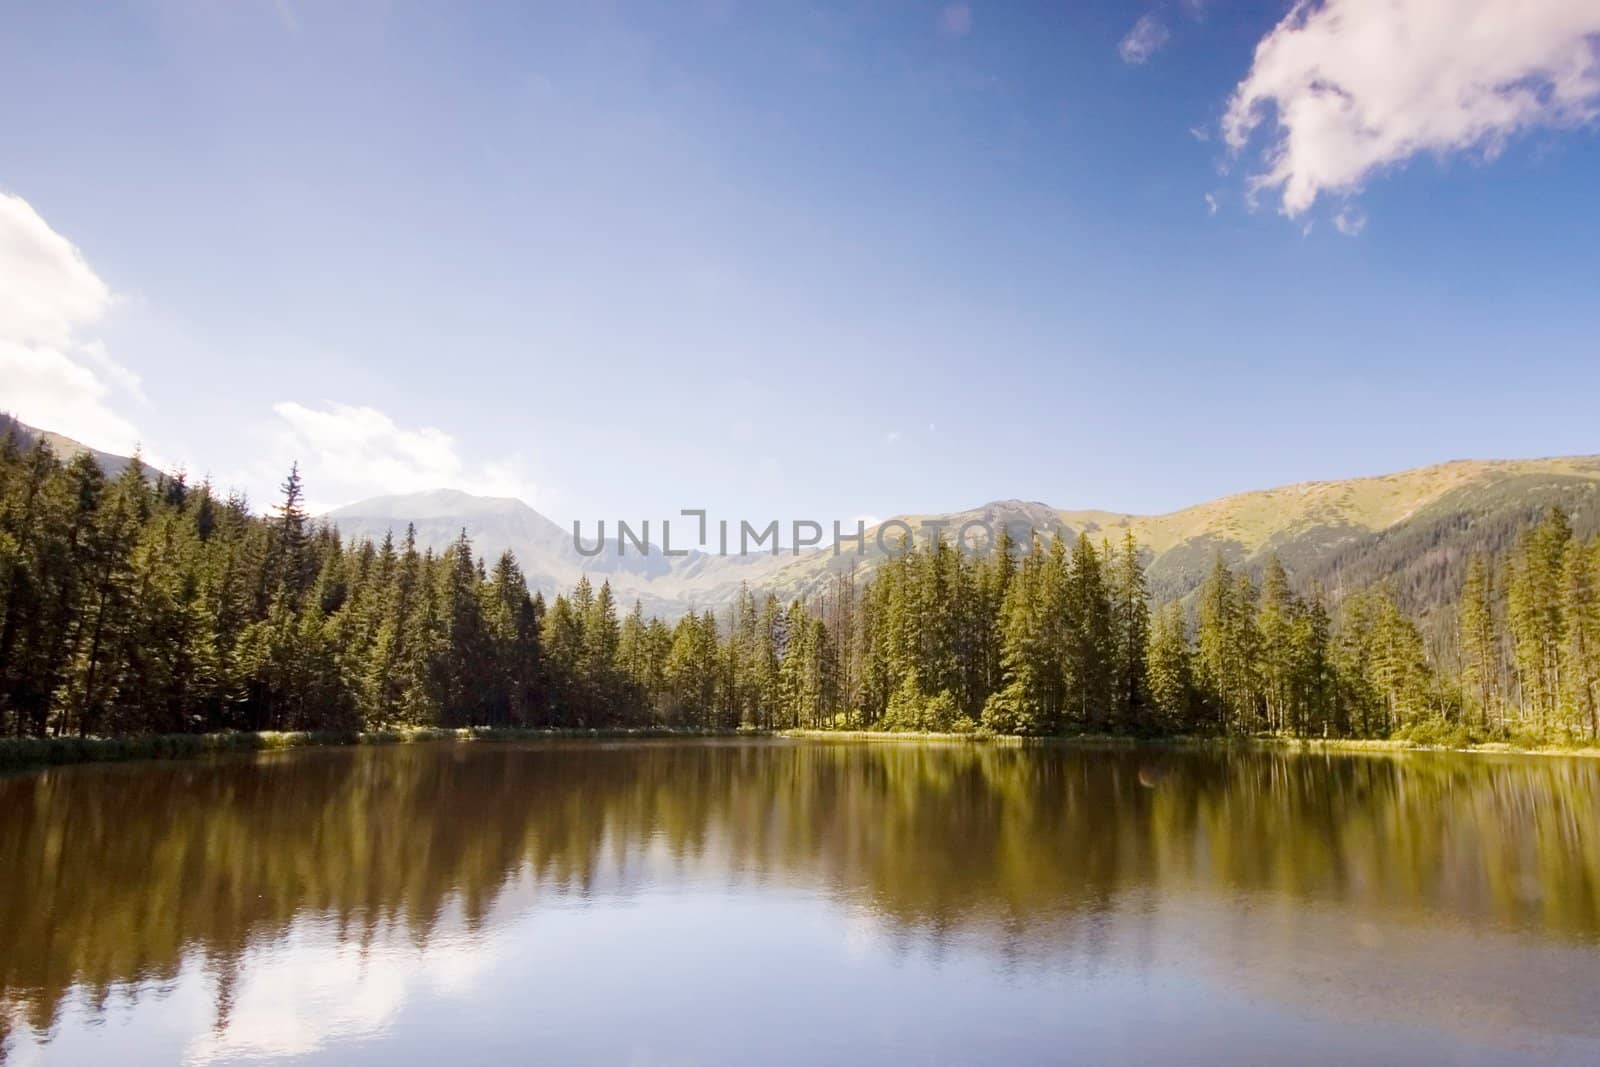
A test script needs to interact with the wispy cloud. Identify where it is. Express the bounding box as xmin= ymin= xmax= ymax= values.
xmin=1118 ymin=14 xmax=1170 ymax=65
xmin=1224 ymin=0 xmax=1600 ymax=216
xmin=1333 ymin=204 xmax=1367 ymax=237
xmin=265 ymin=401 xmax=540 ymax=512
